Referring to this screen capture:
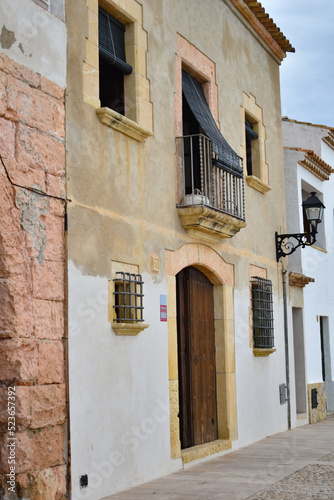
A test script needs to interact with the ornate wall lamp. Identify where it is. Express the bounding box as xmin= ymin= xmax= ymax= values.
xmin=275 ymin=192 xmax=325 ymax=261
